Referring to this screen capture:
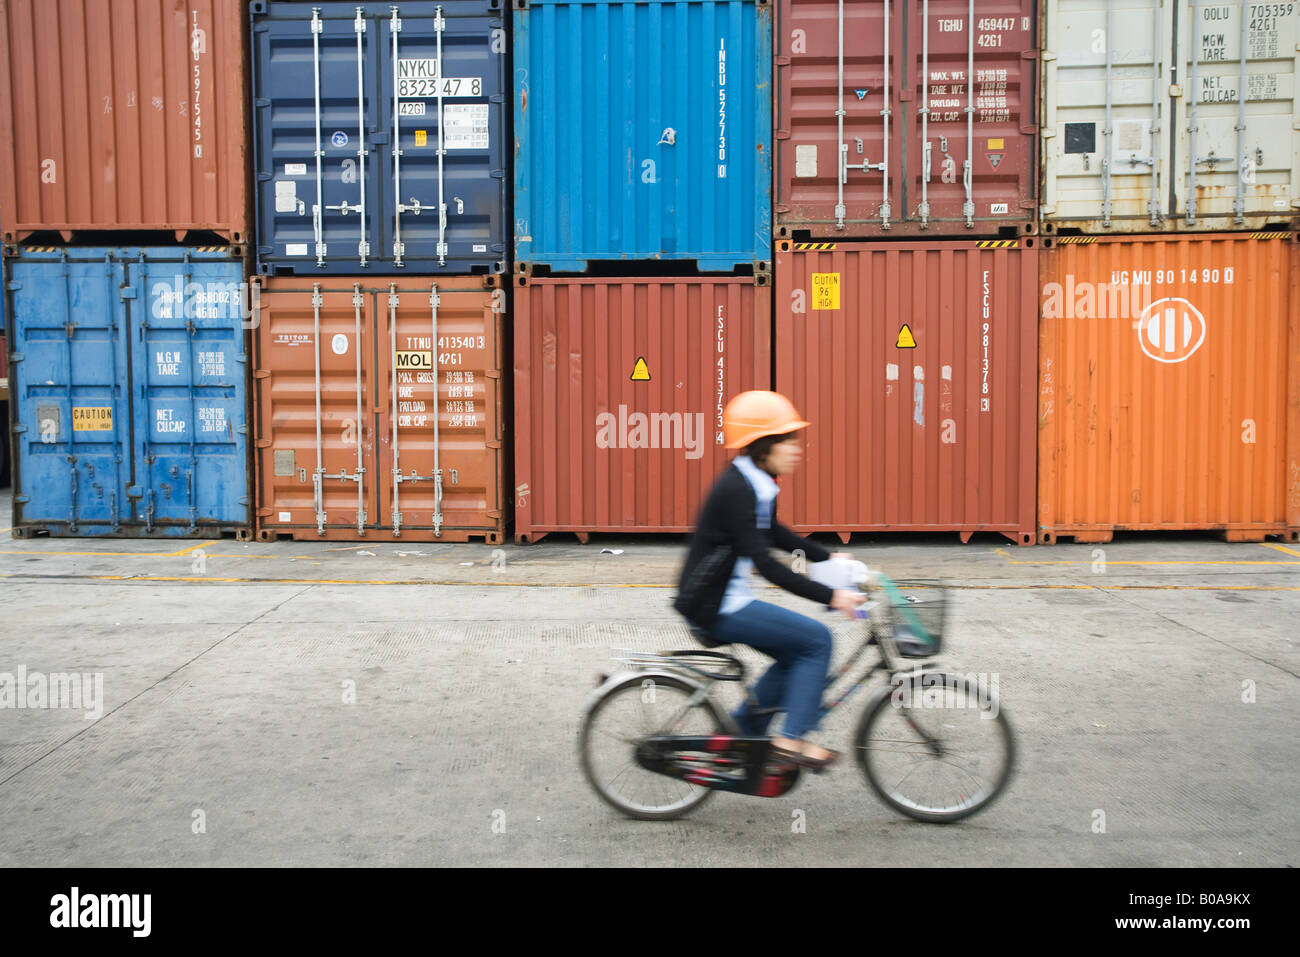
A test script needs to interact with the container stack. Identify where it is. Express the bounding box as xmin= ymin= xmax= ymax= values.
xmin=0 ymin=0 xmax=253 ymax=538
xmin=246 ymin=0 xmax=507 ymax=544
xmin=510 ymin=0 xmax=775 ymax=541
xmin=1035 ymin=0 xmax=1299 ymax=543
xmin=773 ymin=0 xmax=1040 ymax=543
